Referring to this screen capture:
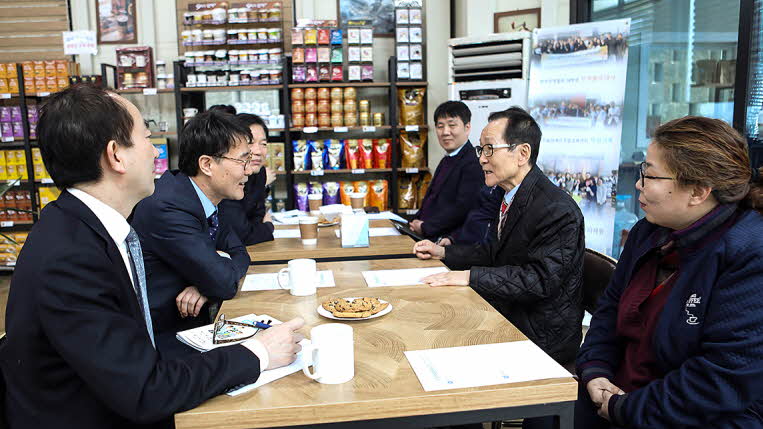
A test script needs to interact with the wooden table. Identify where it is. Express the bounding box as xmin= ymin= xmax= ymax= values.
xmin=175 ymin=259 xmax=578 ymax=429
xmin=248 ymin=220 xmax=416 ymax=265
